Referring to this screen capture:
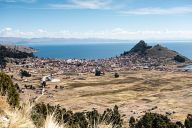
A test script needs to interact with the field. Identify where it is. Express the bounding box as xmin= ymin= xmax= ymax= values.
xmin=4 ymin=64 xmax=192 ymax=122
